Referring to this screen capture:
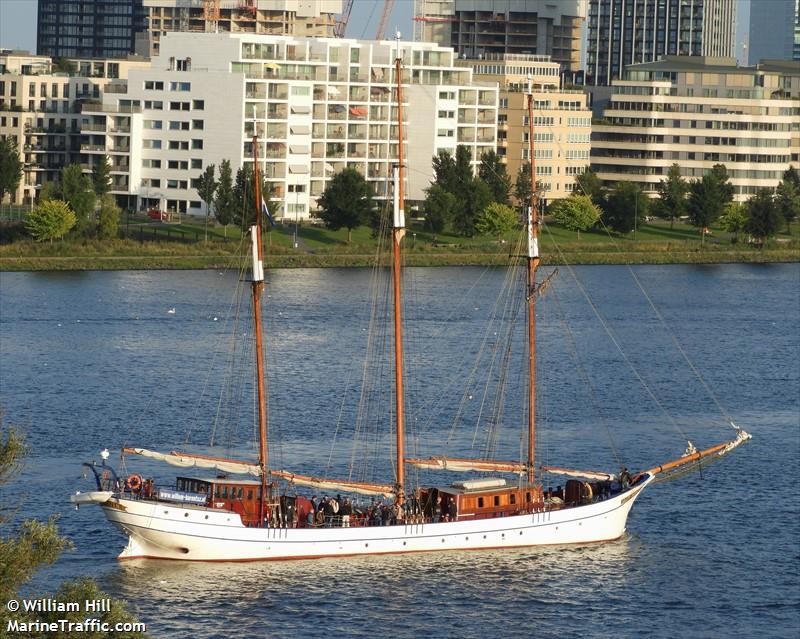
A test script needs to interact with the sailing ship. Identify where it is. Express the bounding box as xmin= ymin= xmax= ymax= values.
xmin=71 ymin=37 xmax=751 ymax=561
